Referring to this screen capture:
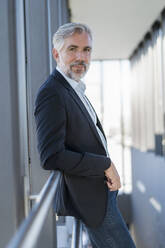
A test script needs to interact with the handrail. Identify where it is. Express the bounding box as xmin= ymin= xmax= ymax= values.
xmin=6 ymin=171 xmax=61 ymax=248
xmin=6 ymin=170 xmax=84 ymax=248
